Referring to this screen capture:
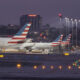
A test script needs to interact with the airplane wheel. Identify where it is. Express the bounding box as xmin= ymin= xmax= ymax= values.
xmin=44 ymin=49 xmax=49 ymax=54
